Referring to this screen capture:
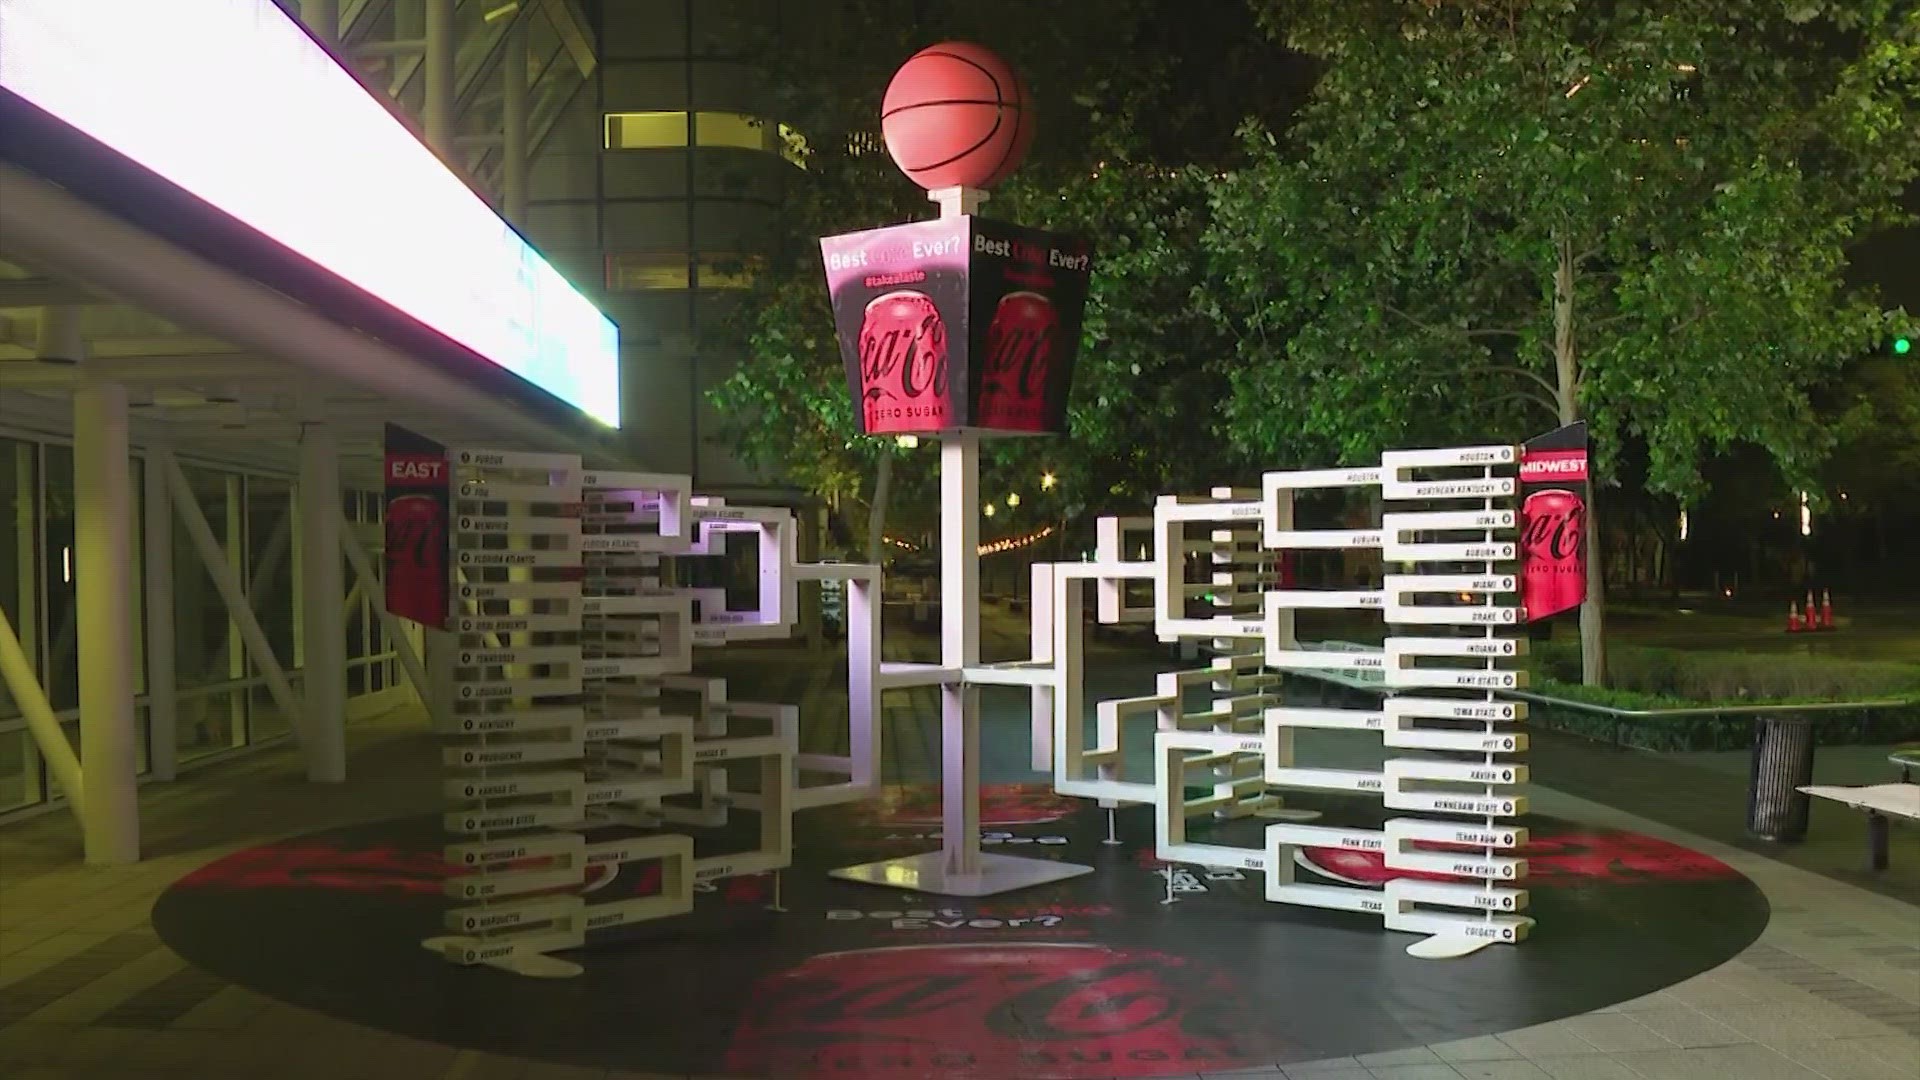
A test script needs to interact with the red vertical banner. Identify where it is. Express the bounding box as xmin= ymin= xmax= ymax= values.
xmin=1519 ymin=422 xmax=1590 ymax=622
xmin=383 ymin=424 xmax=450 ymax=629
